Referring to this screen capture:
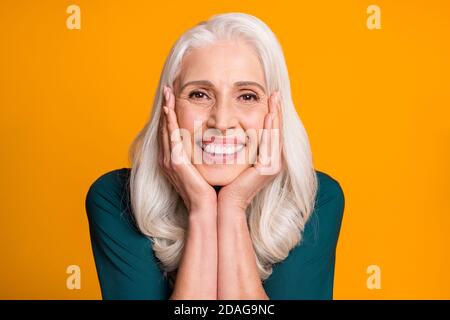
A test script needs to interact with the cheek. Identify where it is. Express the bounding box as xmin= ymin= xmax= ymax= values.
xmin=175 ymin=107 xmax=206 ymax=132
xmin=240 ymin=112 xmax=266 ymax=157
xmin=241 ymin=111 xmax=266 ymax=131
xmin=175 ymin=106 xmax=209 ymax=155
